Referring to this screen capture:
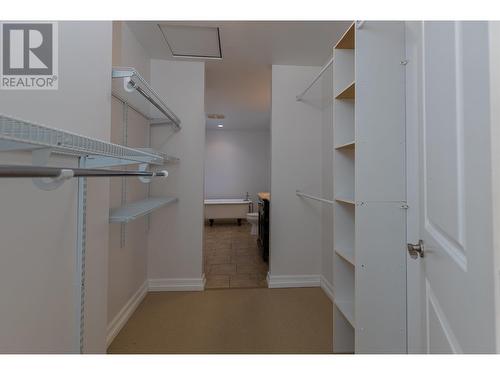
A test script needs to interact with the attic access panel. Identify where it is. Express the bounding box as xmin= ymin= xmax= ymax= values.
xmin=158 ymin=24 xmax=223 ymax=59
